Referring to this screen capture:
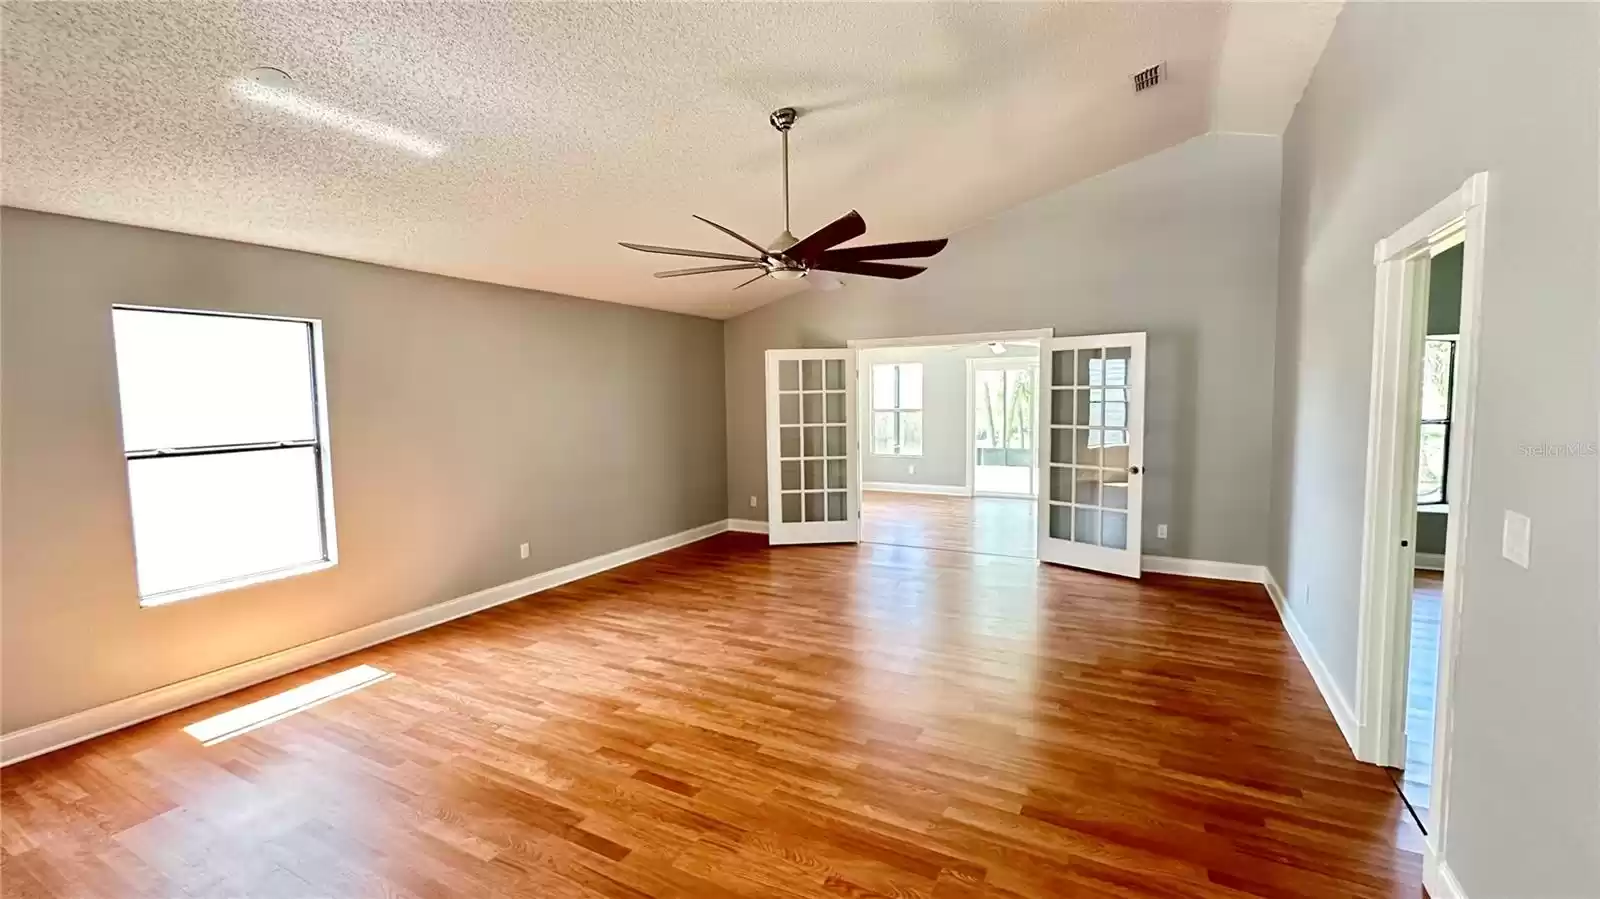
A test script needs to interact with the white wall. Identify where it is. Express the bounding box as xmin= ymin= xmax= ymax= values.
xmin=858 ymin=343 xmax=1036 ymax=490
xmin=1270 ymin=3 xmax=1599 ymax=895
